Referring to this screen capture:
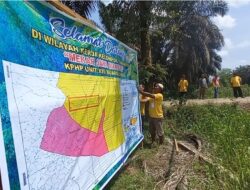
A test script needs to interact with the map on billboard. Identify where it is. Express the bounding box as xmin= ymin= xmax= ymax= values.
xmin=0 ymin=1 xmax=142 ymax=190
